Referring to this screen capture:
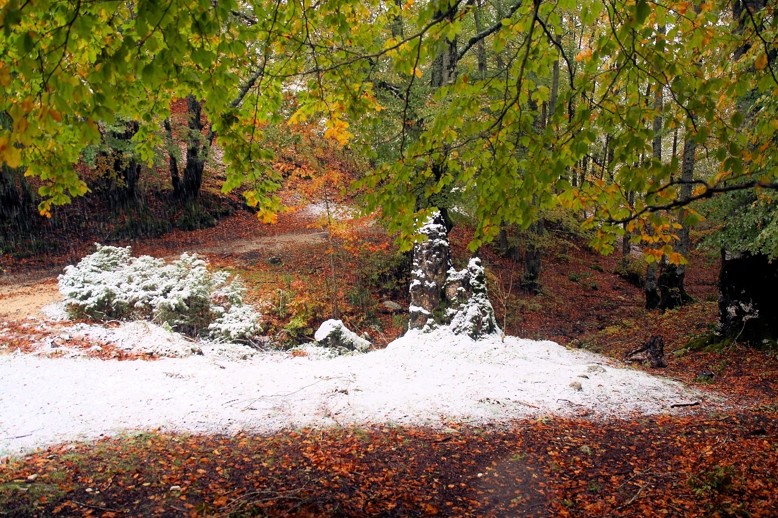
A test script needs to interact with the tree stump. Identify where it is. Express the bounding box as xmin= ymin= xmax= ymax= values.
xmin=625 ymin=335 xmax=667 ymax=368
xmin=718 ymin=251 xmax=778 ymax=345
xmin=408 ymin=212 xmax=451 ymax=330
